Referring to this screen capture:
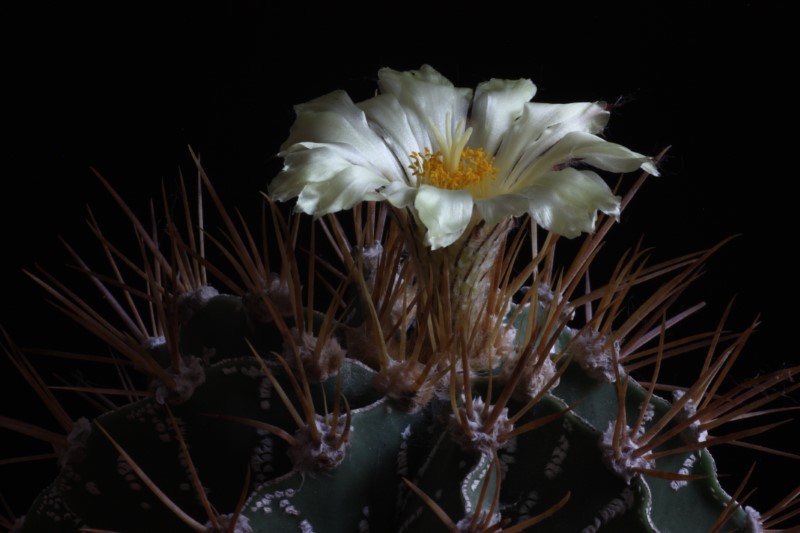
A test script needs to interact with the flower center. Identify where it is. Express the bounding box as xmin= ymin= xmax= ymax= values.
xmin=409 ymin=116 xmax=497 ymax=191
xmin=410 ymin=147 xmax=496 ymax=190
